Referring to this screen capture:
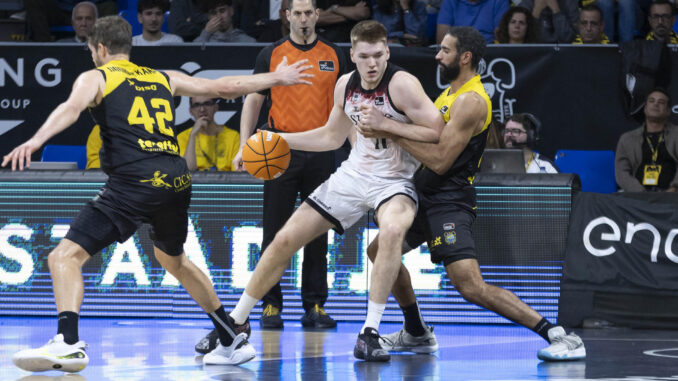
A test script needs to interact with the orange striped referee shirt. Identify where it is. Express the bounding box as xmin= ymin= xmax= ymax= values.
xmin=253 ymin=36 xmax=347 ymax=133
